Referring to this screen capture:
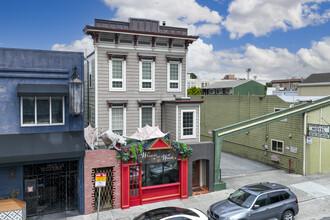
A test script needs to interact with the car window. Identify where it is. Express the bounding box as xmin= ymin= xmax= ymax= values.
xmin=268 ymin=191 xmax=284 ymax=204
xmin=281 ymin=191 xmax=290 ymax=200
xmin=228 ymin=189 xmax=256 ymax=208
xmin=255 ymin=194 xmax=268 ymax=207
